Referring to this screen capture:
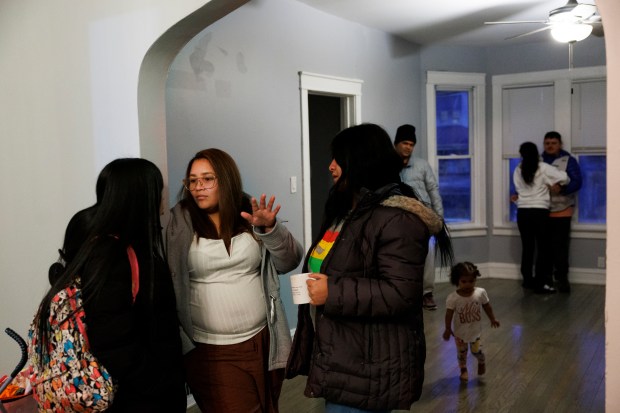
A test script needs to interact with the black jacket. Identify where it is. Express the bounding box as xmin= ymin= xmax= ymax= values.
xmin=83 ymin=238 xmax=186 ymax=412
xmin=286 ymin=184 xmax=443 ymax=410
